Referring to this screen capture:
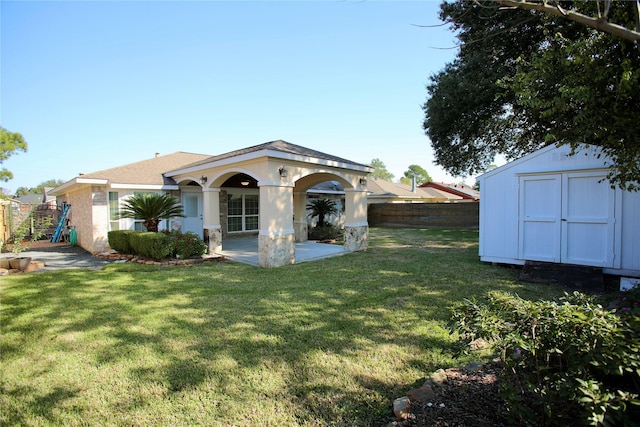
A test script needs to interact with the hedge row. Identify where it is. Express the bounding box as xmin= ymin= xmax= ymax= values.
xmin=107 ymin=230 xmax=207 ymax=260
